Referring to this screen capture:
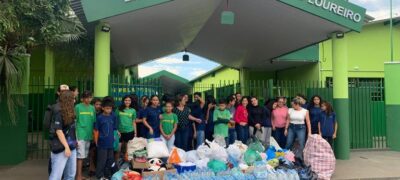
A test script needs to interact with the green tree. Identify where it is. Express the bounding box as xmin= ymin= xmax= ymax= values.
xmin=0 ymin=0 xmax=85 ymax=124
